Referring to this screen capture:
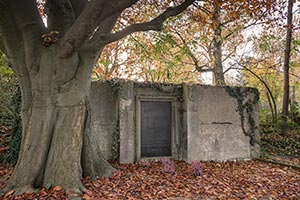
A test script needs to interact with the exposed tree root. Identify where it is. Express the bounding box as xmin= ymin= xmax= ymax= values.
xmin=1 ymin=185 xmax=35 ymax=196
